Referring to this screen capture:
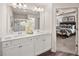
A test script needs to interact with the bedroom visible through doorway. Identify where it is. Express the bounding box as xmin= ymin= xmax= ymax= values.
xmin=56 ymin=8 xmax=78 ymax=54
